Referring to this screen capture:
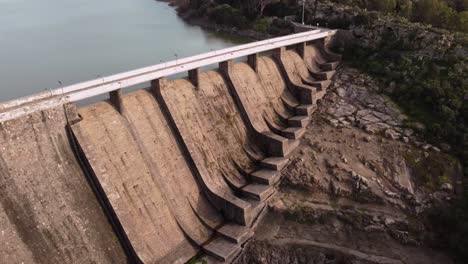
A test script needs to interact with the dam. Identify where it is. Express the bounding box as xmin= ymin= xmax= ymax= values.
xmin=0 ymin=29 xmax=341 ymax=263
